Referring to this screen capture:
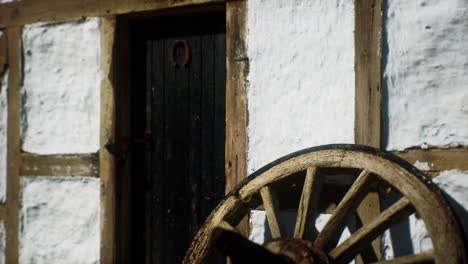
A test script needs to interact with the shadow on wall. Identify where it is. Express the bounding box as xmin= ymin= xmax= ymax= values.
xmin=382 ymin=188 xmax=468 ymax=257
xmin=380 ymin=0 xmax=390 ymax=149
xmin=440 ymin=190 xmax=468 ymax=251
xmin=381 ymin=192 xmax=414 ymax=257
